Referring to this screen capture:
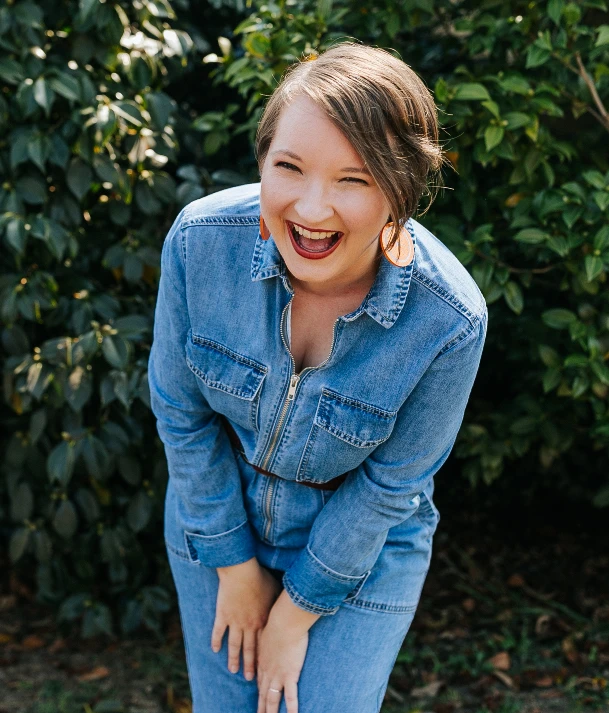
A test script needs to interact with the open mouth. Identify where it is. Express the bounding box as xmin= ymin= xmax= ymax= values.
xmin=286 ymin=220 xmax=344 ymax=258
